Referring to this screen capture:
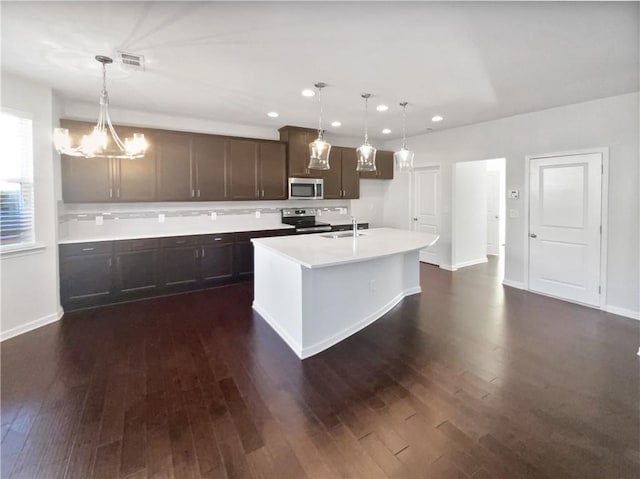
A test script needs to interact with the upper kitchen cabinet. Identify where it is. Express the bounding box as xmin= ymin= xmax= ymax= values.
xmin=193 ymin=134 xmax=229 ymax=201
xmin=278 ymin=126 xmax=322 ymax=178
xmin=154 ymin=130 xmax=194 ymax=201
xmin=229 ymin=139 xmax=260 ymax=200
xmin=321 ymin=147 xmax=359 ymax=200
xmin=228 ymin=139 xmax=287 ymax=200
xmin=60 ymin=120 xmax=113 ymax=202
xmin=259 ymin=141 xmax=287 ymax=200
xmin=60 ymin=120 xmax=157 ymax=202
xmin=358 ymin=149 xmax=394 ymax=180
